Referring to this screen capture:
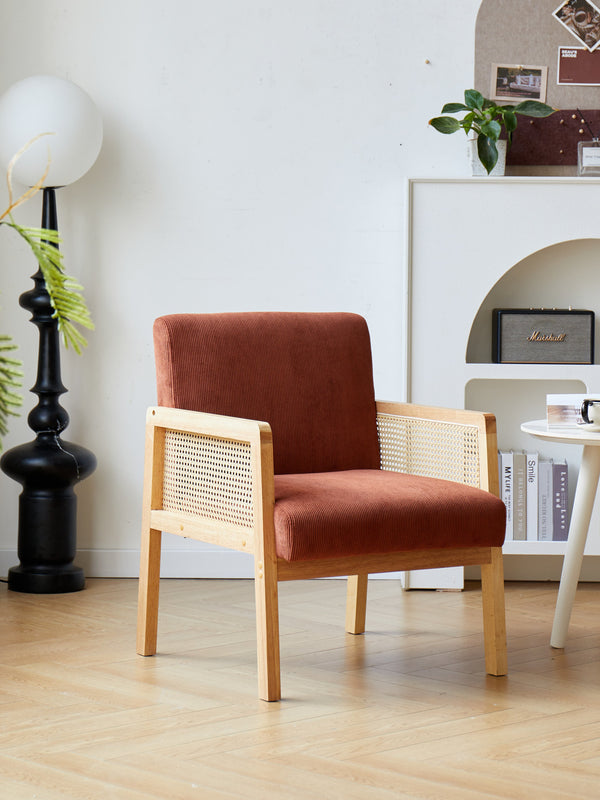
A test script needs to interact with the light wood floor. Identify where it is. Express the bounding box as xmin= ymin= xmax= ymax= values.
xmin=2 ymin=578 xmax=600 ymax=799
